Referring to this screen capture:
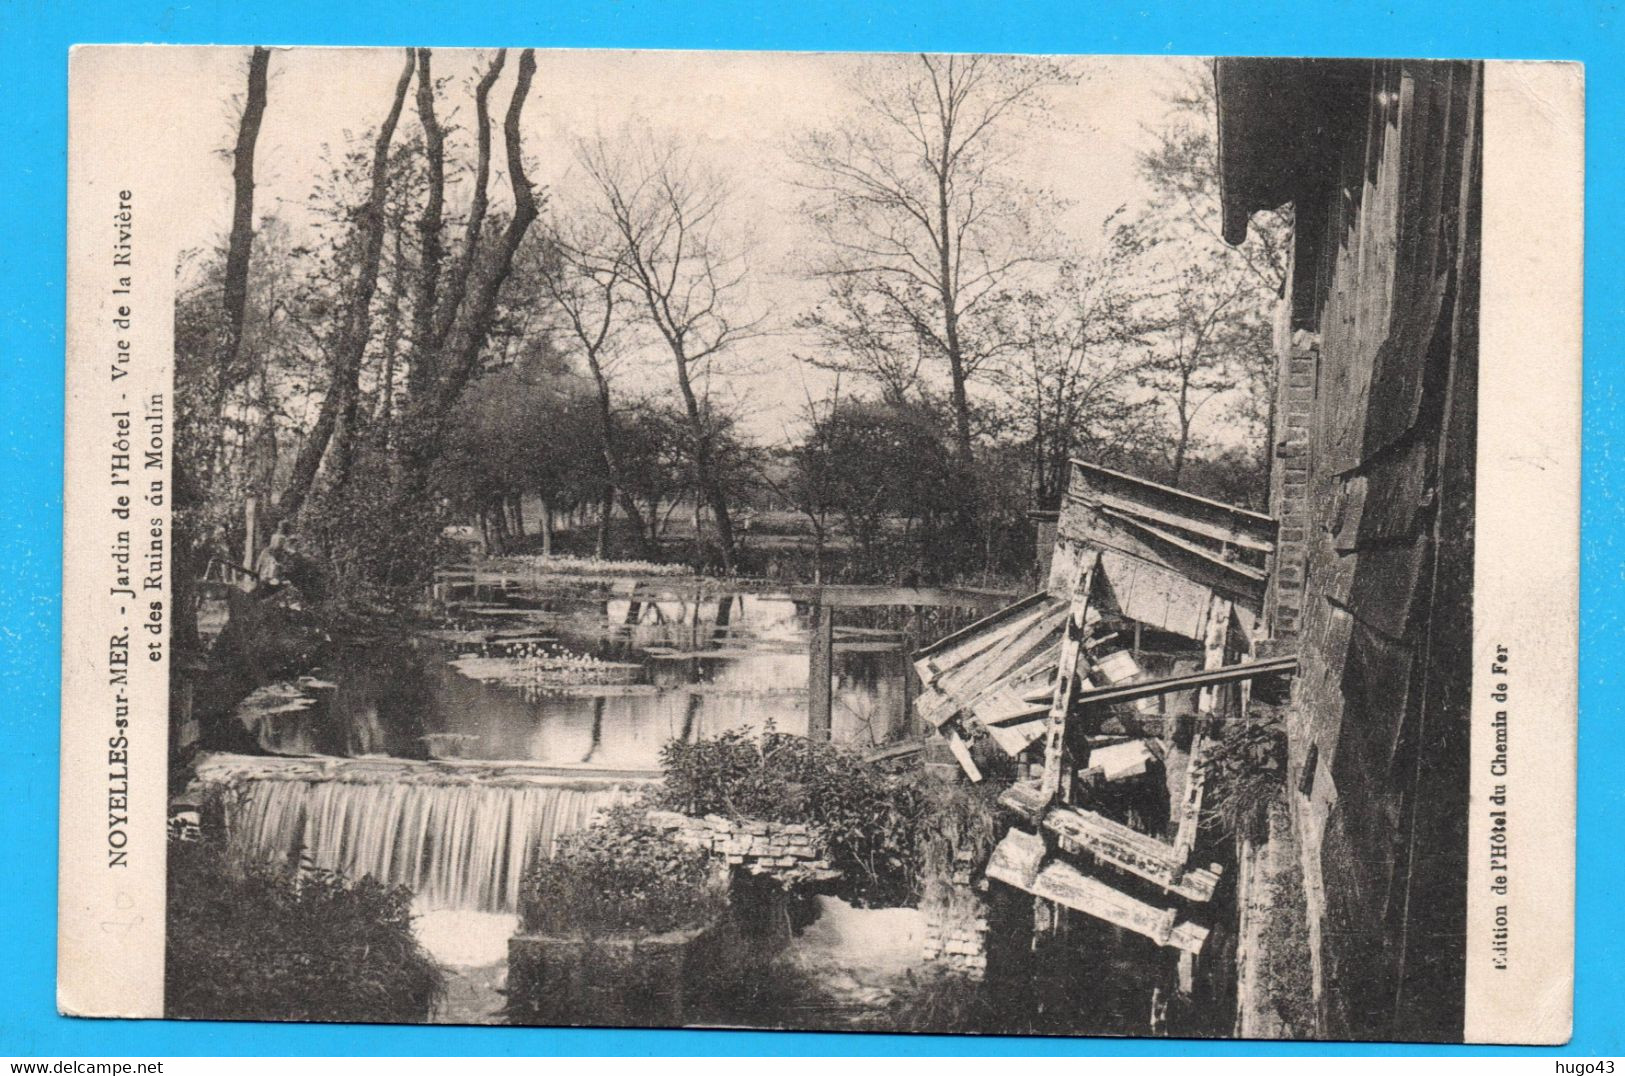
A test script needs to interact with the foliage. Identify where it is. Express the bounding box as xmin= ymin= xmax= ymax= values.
xmin=795 ymin=397 xmax=962 ymax=564
xmin=518 ymin=804 xmax=726 ymax=937
xmin=301 ymin=450 xmax=449 ymax=590
xmin=653 ymin=726 xmax=948 ymax=905
xmin=165 ymin=830 xmax=445 ymax=1023
xmin=1202 ymin=711 xmax=1288 ymax=843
